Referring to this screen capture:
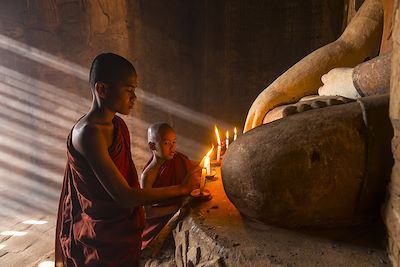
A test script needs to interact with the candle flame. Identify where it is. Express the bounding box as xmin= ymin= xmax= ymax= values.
xmin=204 ymin=156 xmax=210 ymax=168
xmin=226 ymin=130 xmax=229 ymax=138
xmin=234 ymin=127 xmax=237 ymax=135
xmin=206 ymin=145 xmax=214 ymax=158
xmin=200 ymin=145 xmax=214 ymax=167
xmin=214 ymin=126 xmax=221 ymax=145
